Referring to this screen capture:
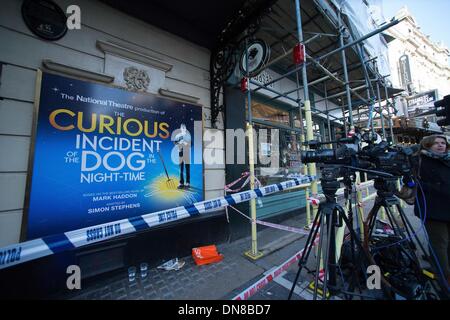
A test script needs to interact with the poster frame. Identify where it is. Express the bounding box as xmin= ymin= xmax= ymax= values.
xmin=20 ymin=69 xmax=205 ymax=241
